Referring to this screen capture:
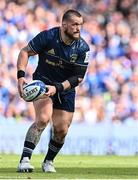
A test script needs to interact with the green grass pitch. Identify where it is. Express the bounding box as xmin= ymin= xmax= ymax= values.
xmin=1 ymin=154 xmax=138 ymax=179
